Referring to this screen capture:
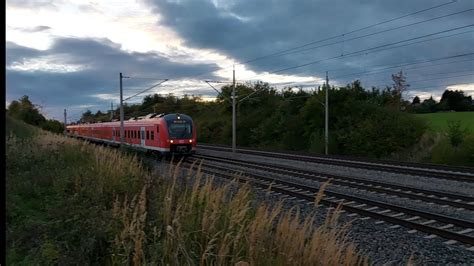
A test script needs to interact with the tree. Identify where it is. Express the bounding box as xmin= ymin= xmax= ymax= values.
xmin=421 ymin=96 xmax=438 ymax=113
xmin=7 ymin=95 xmax=64 ymax=133
xmin=439 ymin=90 xmax=472 ymax=111
xmin=7 ymin=95 xmax=46 ymax=126
xmin=391 ymin=70 xmax=410 ymax=111
xmin=412 ymin=96 xmax=420 ymax=105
